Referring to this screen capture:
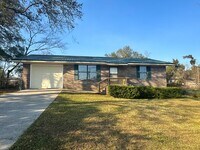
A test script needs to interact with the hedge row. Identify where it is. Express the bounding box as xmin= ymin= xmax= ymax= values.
xmin=108 ymin=85 xmax=186 ymax=99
